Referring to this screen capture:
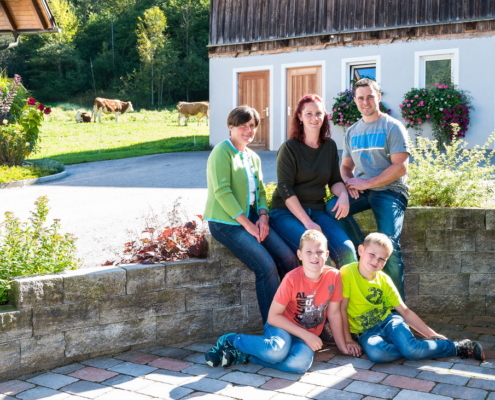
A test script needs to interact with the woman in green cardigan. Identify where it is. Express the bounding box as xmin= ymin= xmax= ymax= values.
xmin=204 ymin=106 xmax=297 ymax=323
